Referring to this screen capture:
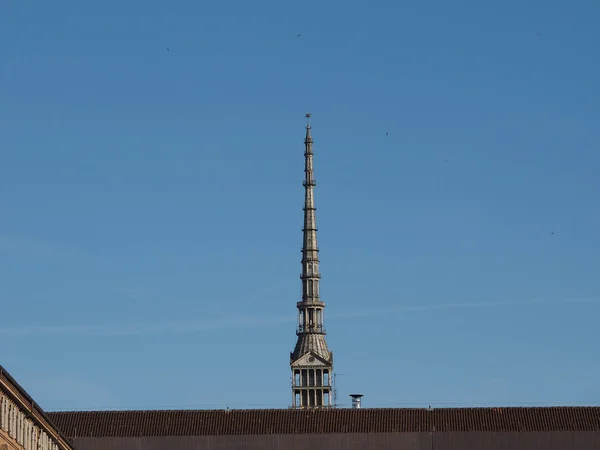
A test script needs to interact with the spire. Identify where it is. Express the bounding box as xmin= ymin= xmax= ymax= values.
xmin=290 ymin=113 xmax=334 ymax=409
xmin=302 ymin=112 xmax=318 ymax=271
